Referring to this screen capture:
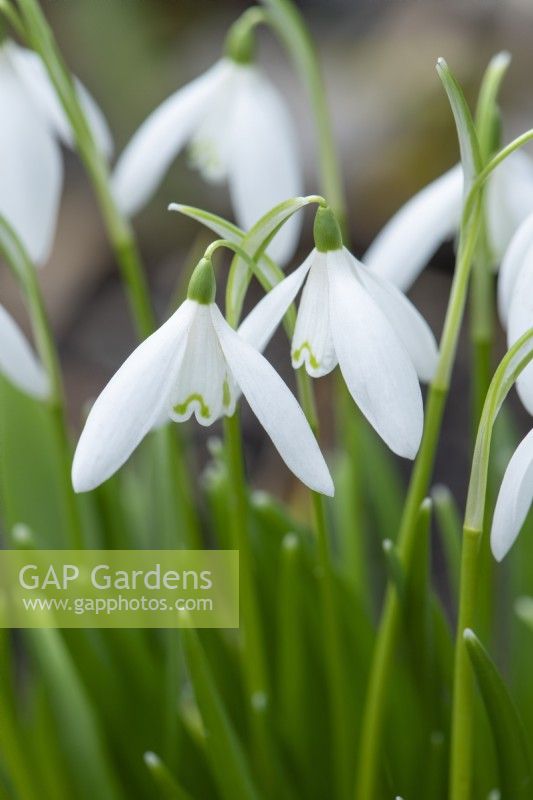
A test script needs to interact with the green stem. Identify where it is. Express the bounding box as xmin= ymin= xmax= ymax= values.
xmin=449 ymin=526 xmax=481 ymax=800
xmin=296 ymin=368 xmax=351 ymax=799
xmin=355 ymin=200 xmax=482 ymax=800
xmin=259 ymin=0 xmax=348 ymax=235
